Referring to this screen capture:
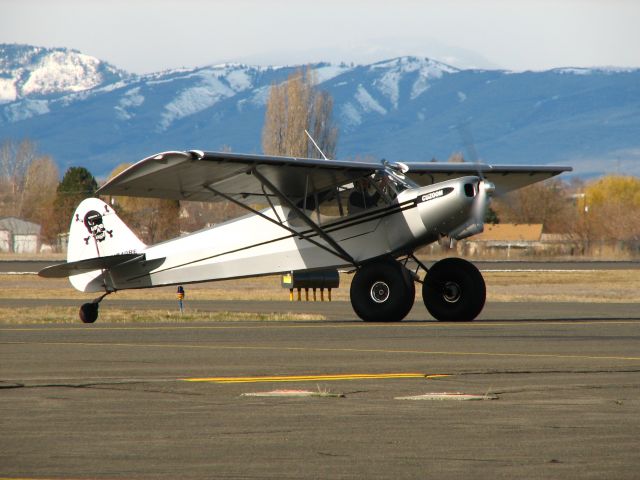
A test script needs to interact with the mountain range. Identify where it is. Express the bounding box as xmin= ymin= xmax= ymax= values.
xmin=1 ymin=43 xmax=639 ymax=178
